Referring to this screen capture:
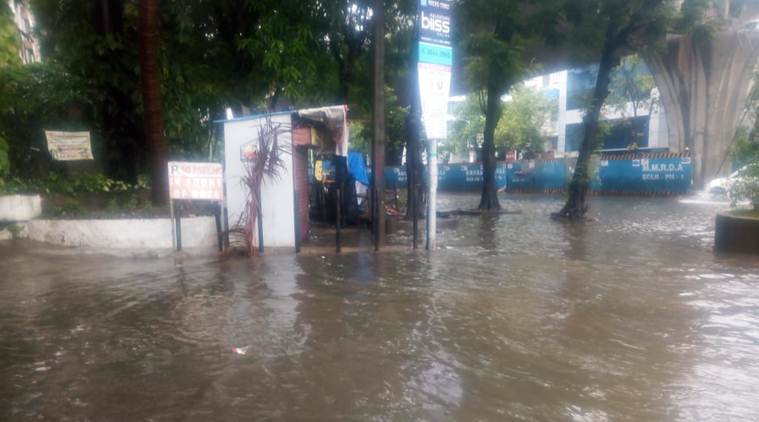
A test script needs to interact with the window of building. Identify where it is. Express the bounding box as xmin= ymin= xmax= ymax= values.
xmin=565 ymin=116 xmax=650 ymax=152
xmin=730 ymin=0 xmax=745 ymax=18
xmin=566 ymin=66 xmax=598 ymax=111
